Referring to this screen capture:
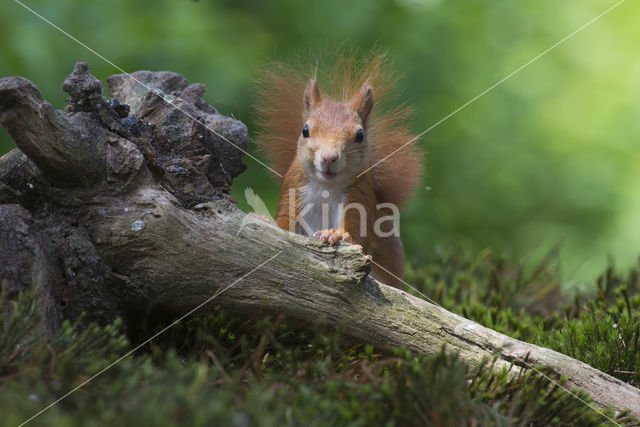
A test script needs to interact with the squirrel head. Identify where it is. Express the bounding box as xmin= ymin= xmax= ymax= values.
xmin=297 ymin=78 xmax=374 ymax=187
